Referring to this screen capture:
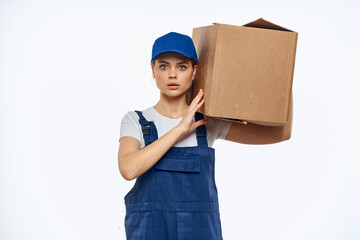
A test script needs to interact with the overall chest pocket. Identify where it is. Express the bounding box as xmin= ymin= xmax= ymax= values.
xmin=154 ymin=156 xmax=201 ymax=202
xmin=154 ymin=156 xmax=200 ymax=173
